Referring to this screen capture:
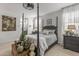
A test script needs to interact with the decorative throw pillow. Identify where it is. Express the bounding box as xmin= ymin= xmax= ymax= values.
xmin=48 ymin=30 xmax=55 ymax=34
